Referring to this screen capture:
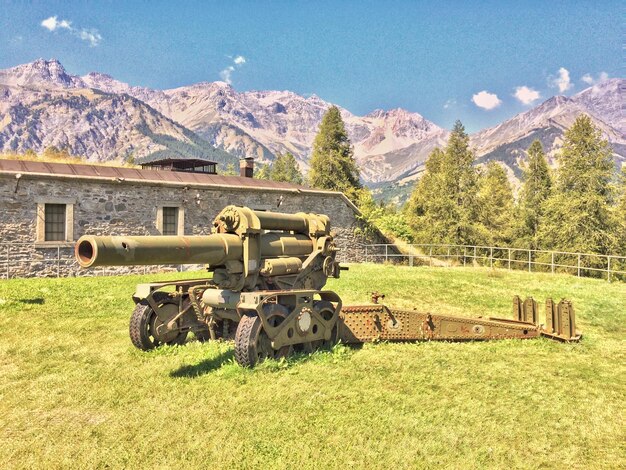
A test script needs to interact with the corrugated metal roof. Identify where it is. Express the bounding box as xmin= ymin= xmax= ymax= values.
xmin=0 ymin=158 xmax=309 ymax=192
